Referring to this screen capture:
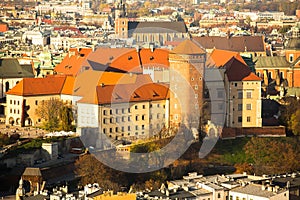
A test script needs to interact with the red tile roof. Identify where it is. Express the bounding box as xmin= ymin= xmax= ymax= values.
xmin=92 ymin=83 xmax=169 ymax=105
xmin=224 ymin=57 xmax=261 ymax=82
xmin=209 ymin=49 xmax=247 ymax=67
xmin=54 ymin=48 xmax=92 ymax=76
xmin=84 ymin=47 xmax=170 ymax=73
xmin=6 ymin=76 xmax=70 ymax=96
